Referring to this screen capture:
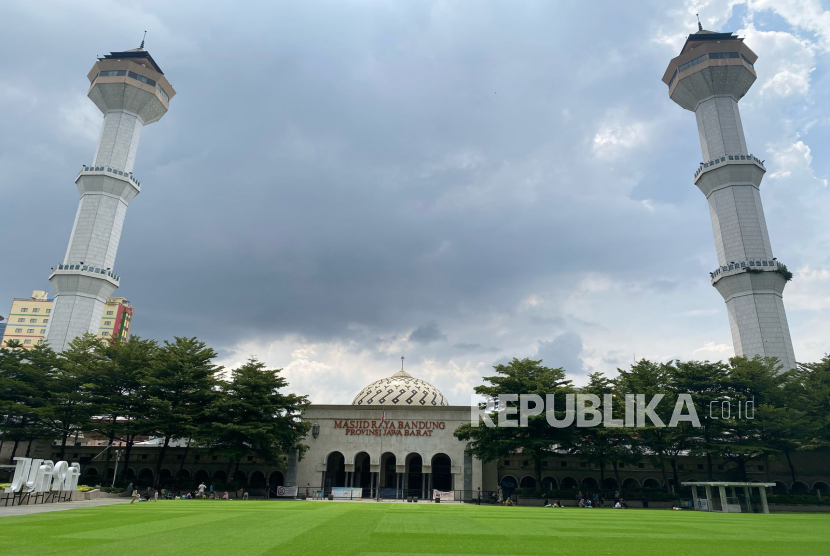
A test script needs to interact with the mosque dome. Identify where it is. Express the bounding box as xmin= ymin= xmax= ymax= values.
xmin=352 ymin=369 xmax=448 ymax=407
